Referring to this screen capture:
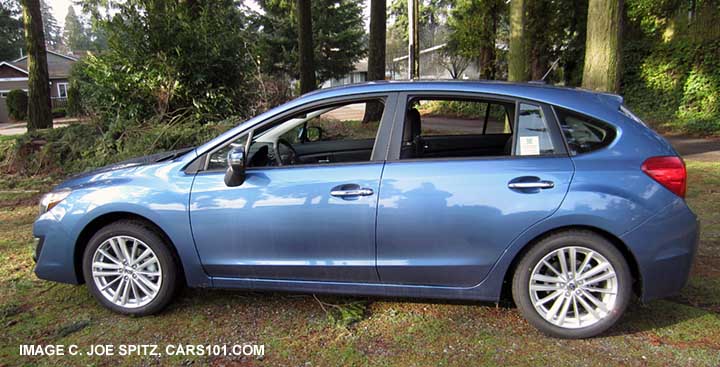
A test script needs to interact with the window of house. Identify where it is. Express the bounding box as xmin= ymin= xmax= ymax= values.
xmin=400 ymin=97 xmax=515 ymax=159
xmin=57 ymin=83 xmax=68 ymax=99
xmin=206 ymin=99 xmax=384 ymax=170
xmin=555 ymin=107 xmax=617 ymax=155
xmin=514 ymin=103 xmax=556 ymax=156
